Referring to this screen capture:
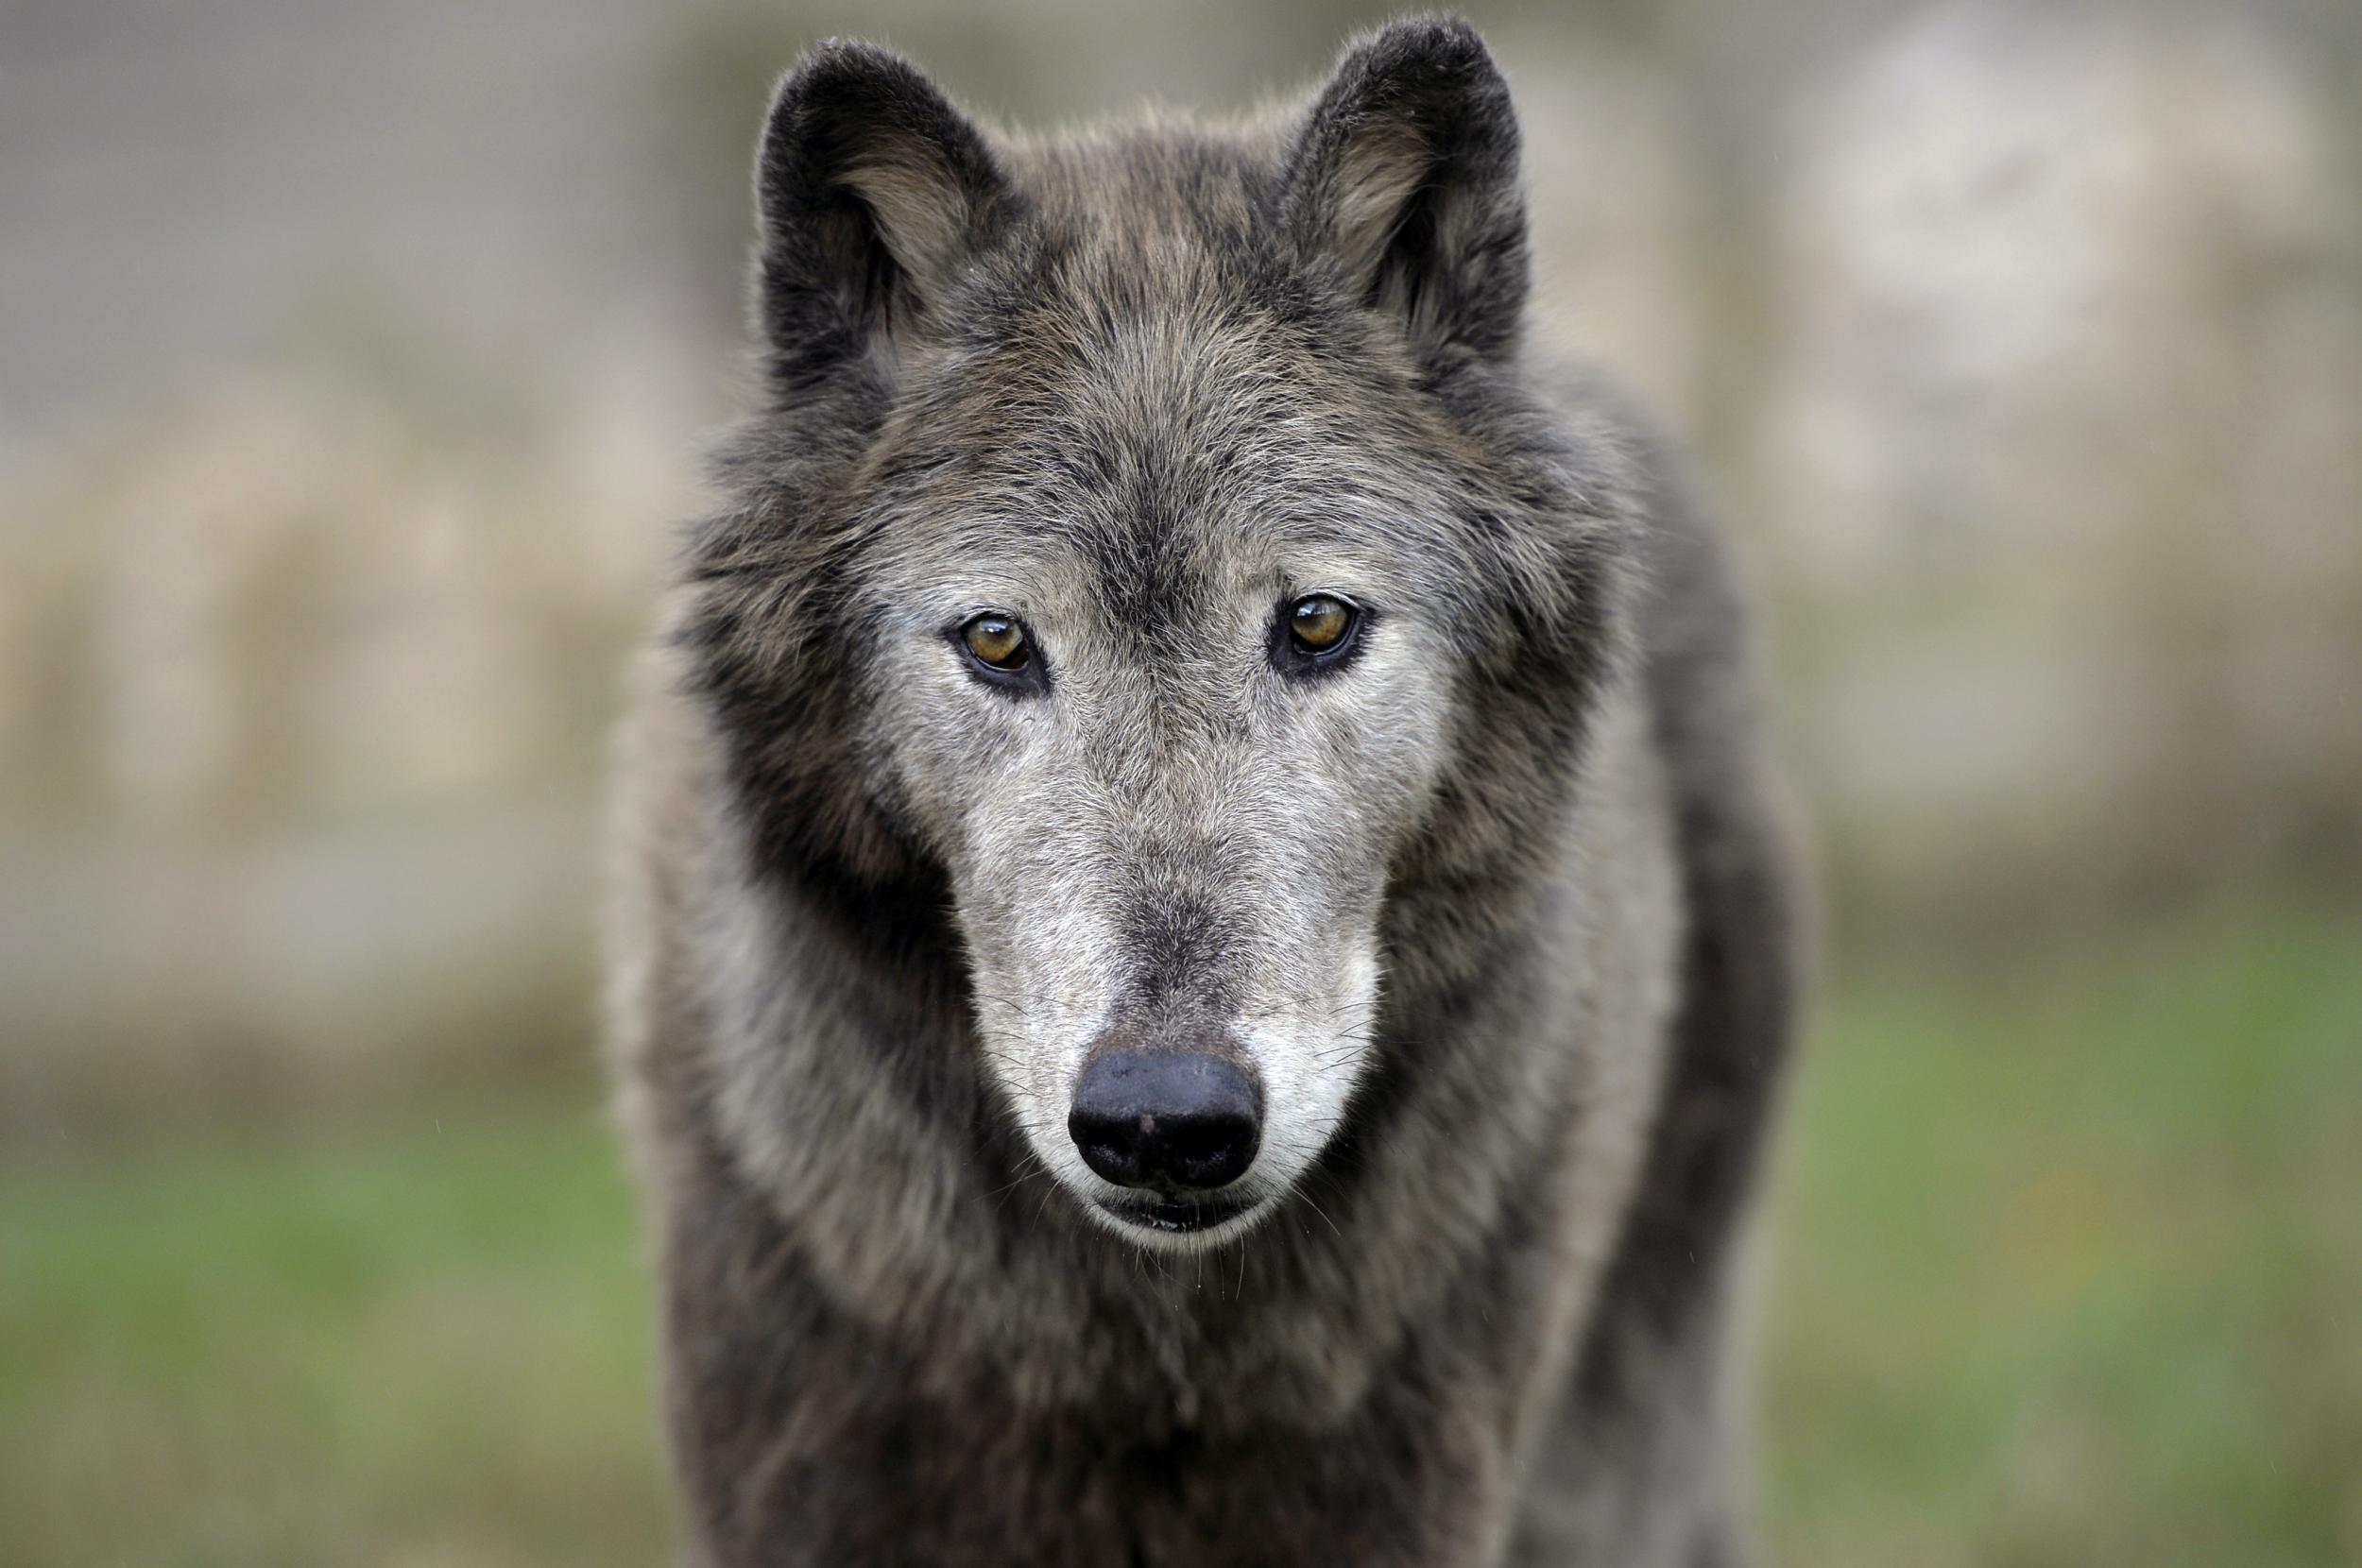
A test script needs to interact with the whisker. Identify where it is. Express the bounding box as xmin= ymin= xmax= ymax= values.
xmin=1293 ymin=1191 xmax=1344 ymax=1240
